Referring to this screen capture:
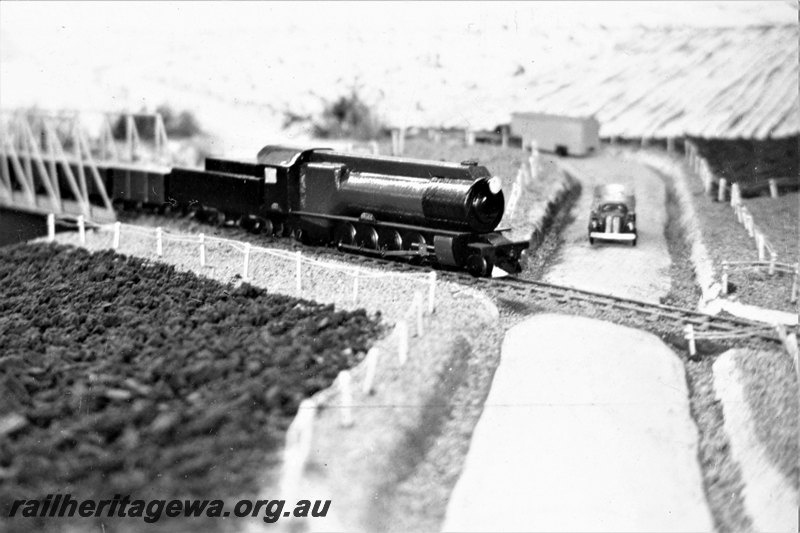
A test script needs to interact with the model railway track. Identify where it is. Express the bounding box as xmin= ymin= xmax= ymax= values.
xmin=484 ymin=278 xmax=781 ymax=343
xmin=278 ymin=241 xmax=784 ymax=344
xmin=125 ymin=213 xmax=785 ymax=345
